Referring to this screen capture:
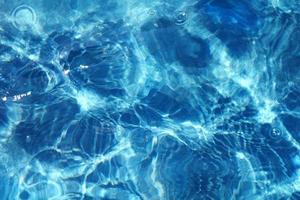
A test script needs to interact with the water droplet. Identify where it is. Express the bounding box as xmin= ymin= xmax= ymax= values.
xmin=11 ymin=5 xmax=37 ymax=29
xmin=174 ymin=11 xmax=188 ymax=25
